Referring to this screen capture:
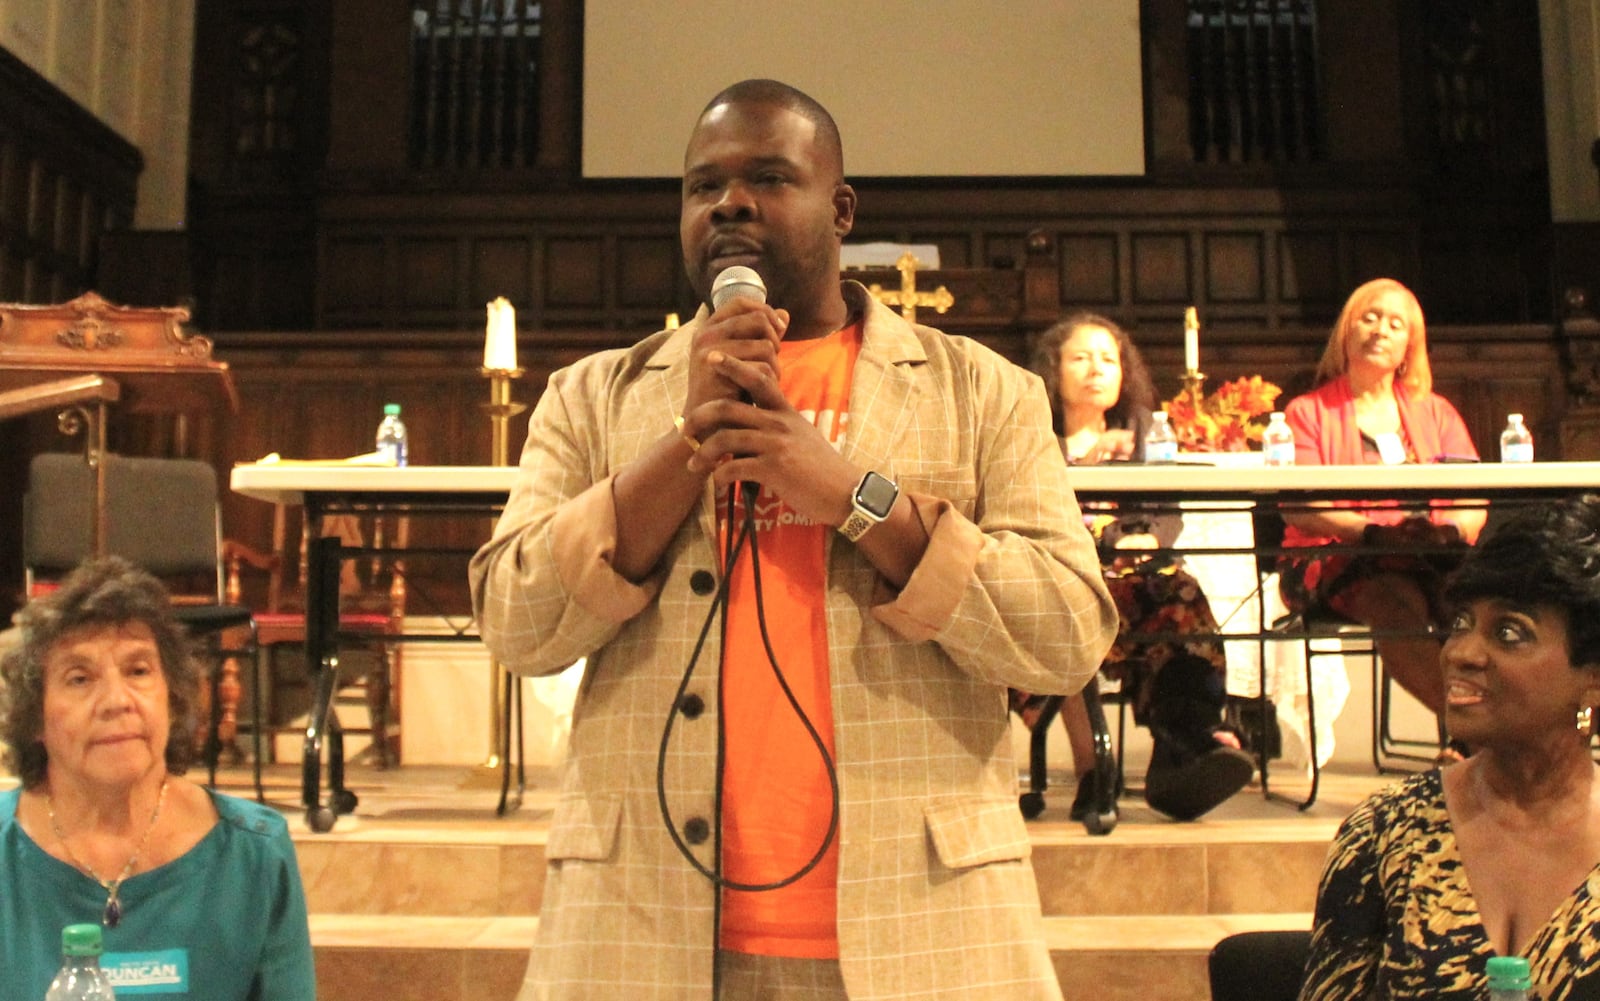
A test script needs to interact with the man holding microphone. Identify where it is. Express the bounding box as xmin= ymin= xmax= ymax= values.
xmin=471 ymin=78 xmax=1116 ymax=1001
